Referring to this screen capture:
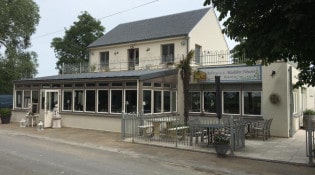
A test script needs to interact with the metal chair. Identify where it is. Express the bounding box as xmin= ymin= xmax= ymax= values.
xmin=252 ymin=118 xmax=272 ymax=141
